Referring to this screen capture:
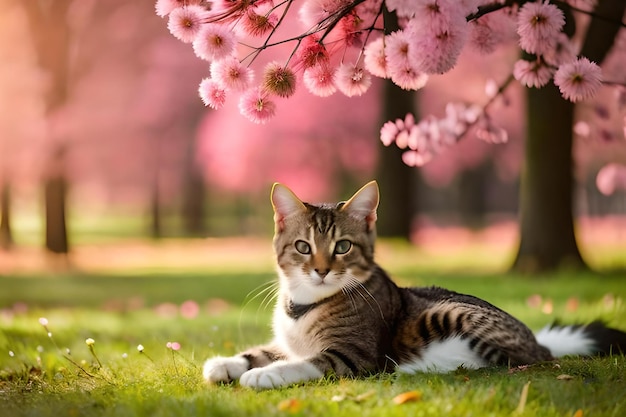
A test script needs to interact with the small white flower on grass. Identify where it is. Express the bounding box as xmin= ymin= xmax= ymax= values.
xmin=137 ymin=344 xmax=144 ymax=352
xmin=9 ymin=351 xmax=14 ymax=357
xmin=38 ymin=317 xmax=48 ymax=326
xmin=85 ymin=338 xmax=95 ymax=346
